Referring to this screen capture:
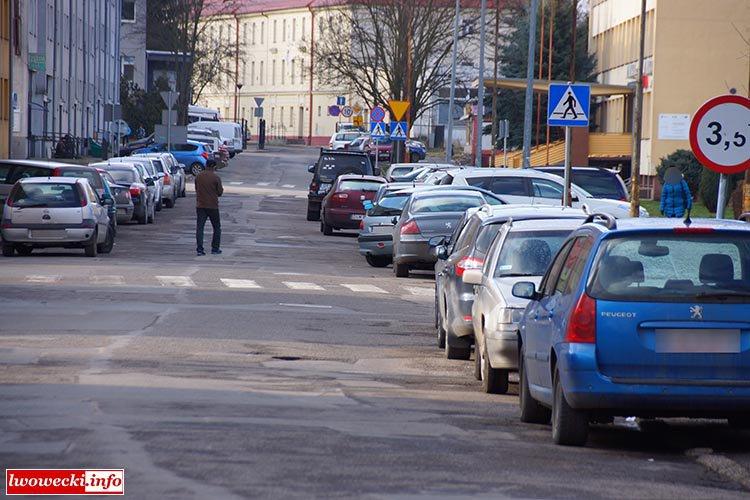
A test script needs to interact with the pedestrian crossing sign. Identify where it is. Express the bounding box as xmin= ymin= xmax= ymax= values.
xmin=370 ymin=121 xmax=388 ymax=139
xmin=547 ymin=83 xmax=590 ymax=127
xmin=390 ymin=121 xmax=408 ymax=141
